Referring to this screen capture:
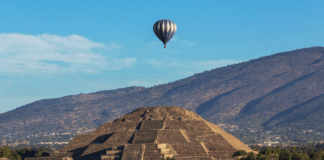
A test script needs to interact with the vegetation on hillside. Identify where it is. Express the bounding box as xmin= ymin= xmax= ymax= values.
xmin=235 ymin=144 xmax=324 ymax=160
xmin=0 ymin=145 xmax=54 ymax=160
